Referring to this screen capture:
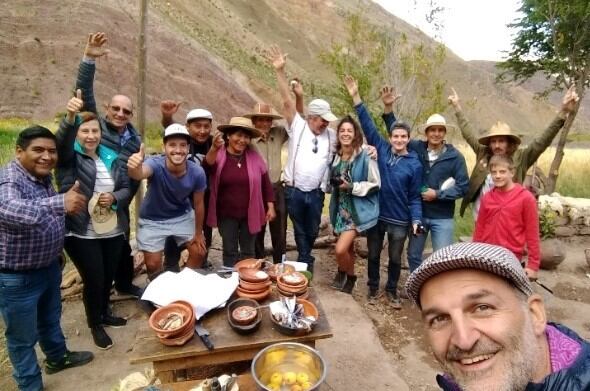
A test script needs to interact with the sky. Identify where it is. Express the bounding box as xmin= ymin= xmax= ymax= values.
xmin=374 ymin=0 xmax=522 ymax=61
